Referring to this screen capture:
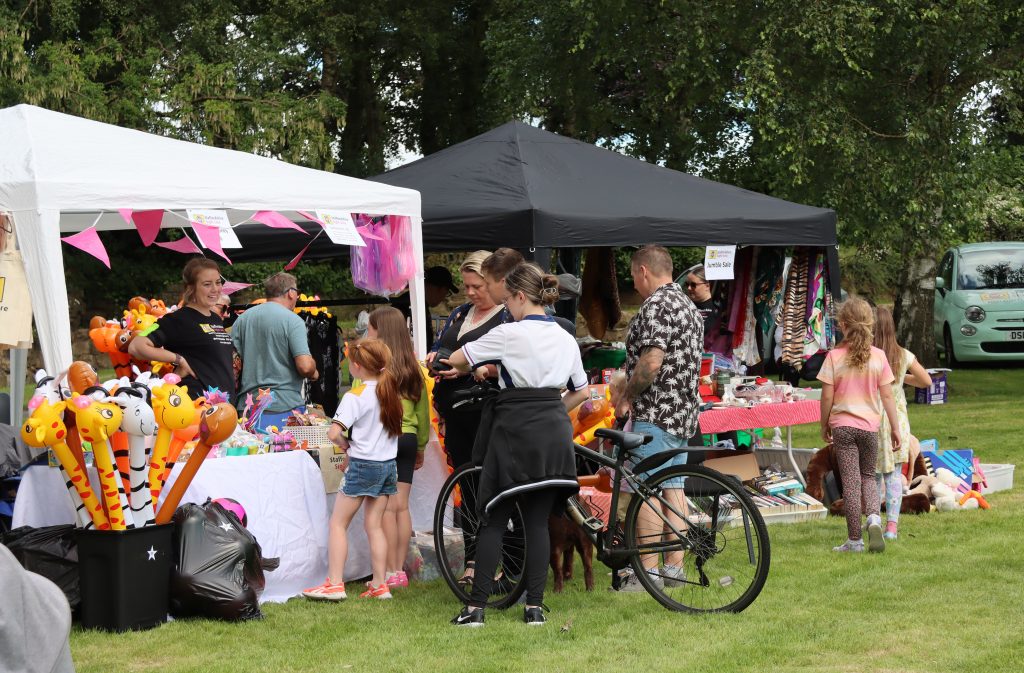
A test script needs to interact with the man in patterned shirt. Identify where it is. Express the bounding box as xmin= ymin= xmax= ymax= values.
xmin=615 ymin=245 xmax=703 ymax=590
